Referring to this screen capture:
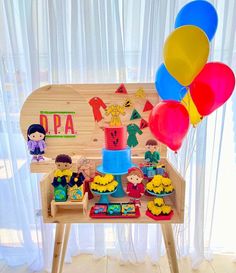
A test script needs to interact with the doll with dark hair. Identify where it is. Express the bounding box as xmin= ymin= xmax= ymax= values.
xmin=52 ymin=154 xmax=73 ymax=202
xmin=54 ymin=154 xmax=73 ymax=179
xmin=27 ymin=124 xmax=46 ymax=162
